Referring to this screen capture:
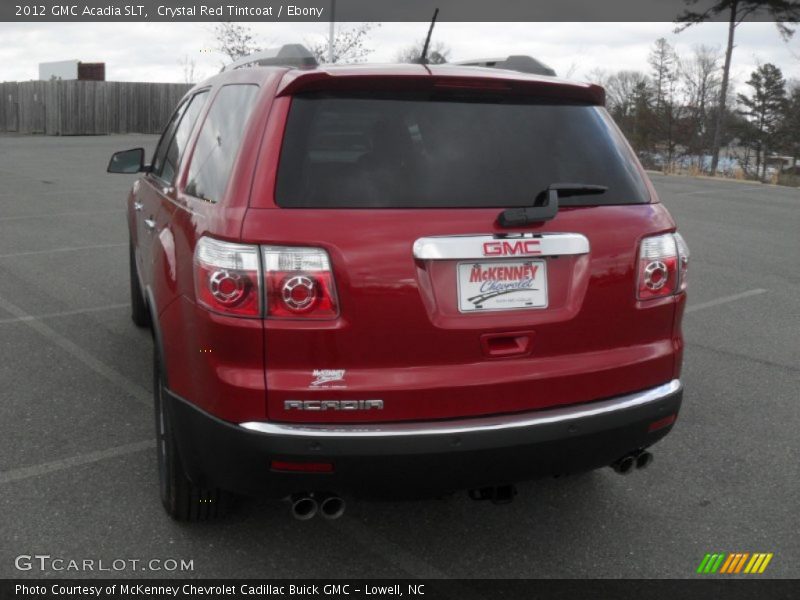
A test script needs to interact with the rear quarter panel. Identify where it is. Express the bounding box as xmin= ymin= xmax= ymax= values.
xmin=153 ymin=70 xmax=283 ymax=422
